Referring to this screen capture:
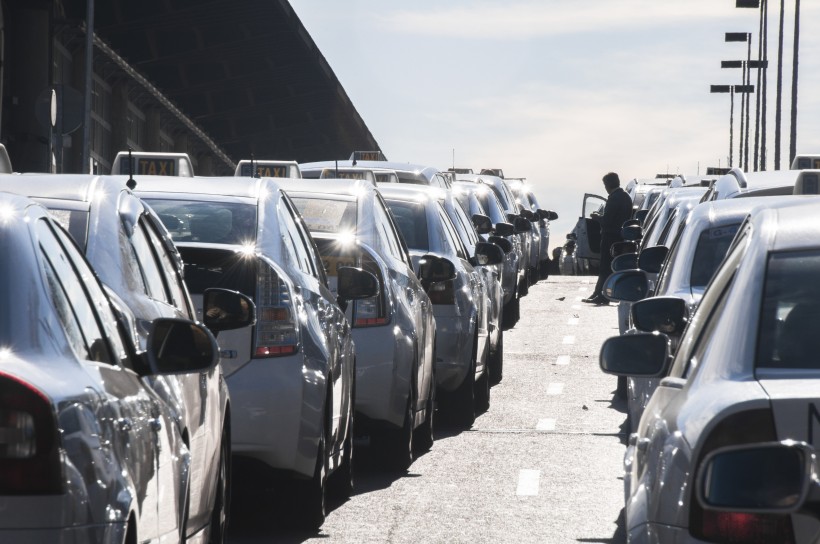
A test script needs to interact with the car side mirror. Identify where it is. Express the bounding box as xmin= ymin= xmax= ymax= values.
xmin=472 ymin=242 xmax=504 ymax=266
xmin=611 ymin=253 xmax=639 ymax=272
xmin=494 ymin=222 xmax=515 ymax=237
xmin=146 ymin=318 xmax=219 ymax=375
xmin=203 ymin=288 xmax=256 ymax=333
xmin=520 ymin=209 xmax=536 ymax=221
xmin=599 ymin=332 xmax=670 ymax=377
xmin=336 ymin=266 xmax=380 ymax=311
xmin=488 ymin=235 xmax=513 ymax=254
xmin=418 ymin=255 xmax=457 ymax=285
xmin=472 ymin=213 xmax=493 ymax=235
xmin=631 ymin=296 xmax=688 ymax=335
xmin=513 ymin=217 xmax=532 ymax=233
xmin=639 ymin=245 xmax=669 ymax=274
xmin=621 ymin=225 xmax=643 ymax=241
xmin=603 ymin=270 xmax=649 ymax=302
xmin=611 ymin=241 xmax=638 ymax=257
xmin=697 ymin=442 xmax=813 ymax=514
